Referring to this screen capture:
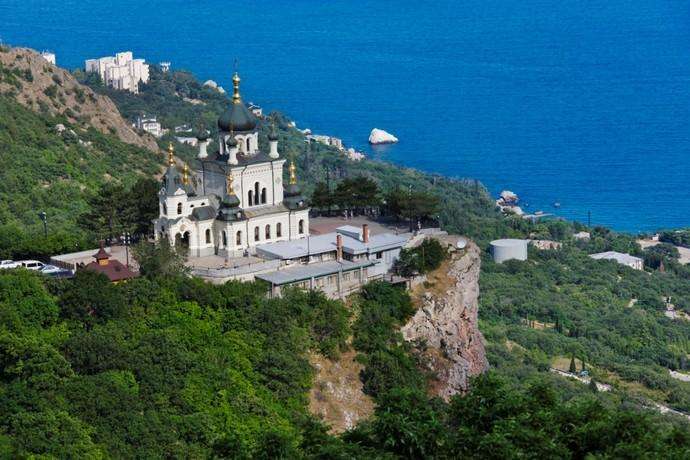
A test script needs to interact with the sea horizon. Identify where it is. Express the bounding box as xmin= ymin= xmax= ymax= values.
xmin=2 ymin=0 xmax=690 ymax=233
